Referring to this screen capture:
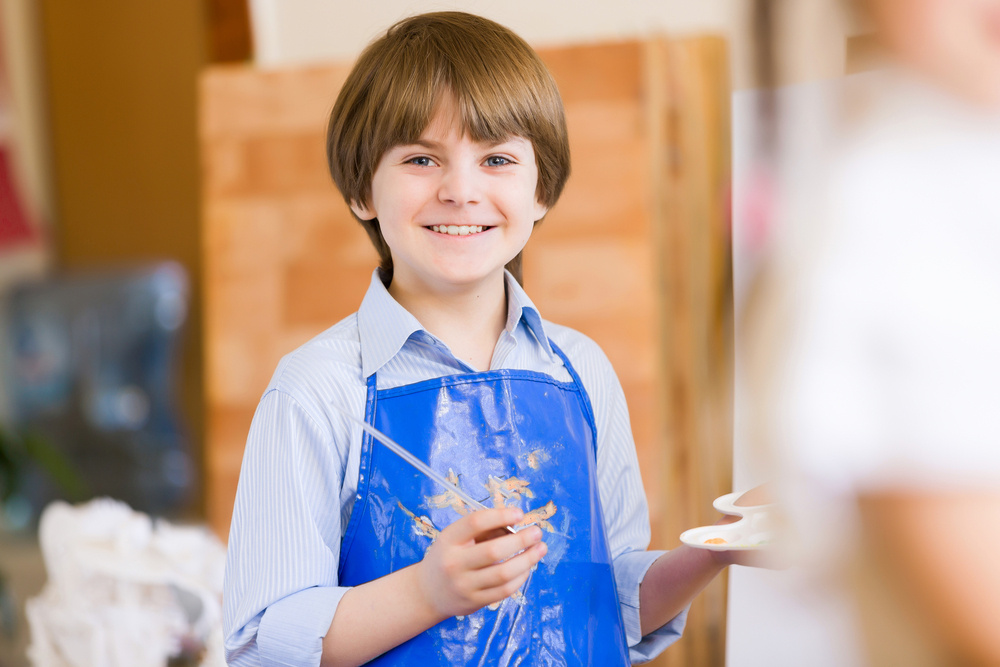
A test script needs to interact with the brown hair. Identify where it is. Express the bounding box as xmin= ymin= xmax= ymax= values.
xmin=326 ymin=11 xmax=571 ymax=285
